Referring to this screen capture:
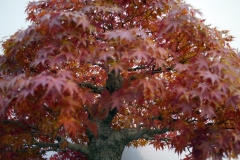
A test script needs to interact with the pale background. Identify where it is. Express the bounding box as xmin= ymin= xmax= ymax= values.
xmin=0 ymin=0 xmax=240 ymax=159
